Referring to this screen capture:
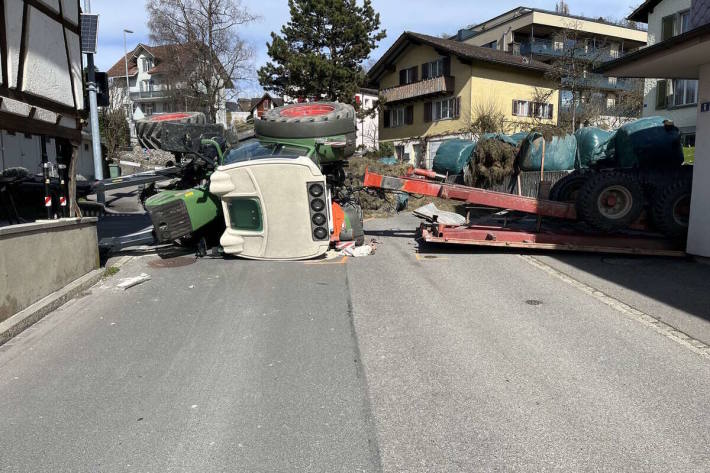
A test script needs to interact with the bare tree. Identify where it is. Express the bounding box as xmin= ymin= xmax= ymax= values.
xmin=466 ymin=96 xmax=507 ymax=137
xmin=101 ymin=81 xmax=130 ymax=162
xmin=146 ymin=0 xmax=257 ymax=123
xmin=544 ymin=20 xmax=610 ymax=132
